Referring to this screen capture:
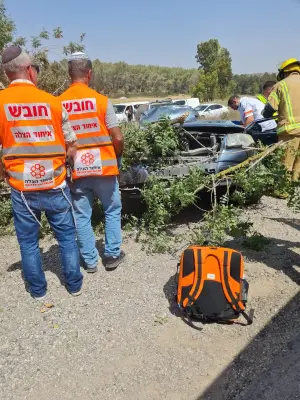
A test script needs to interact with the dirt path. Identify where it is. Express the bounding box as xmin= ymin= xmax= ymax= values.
xmin=0 ymin=196 xmax=299 ymax=400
